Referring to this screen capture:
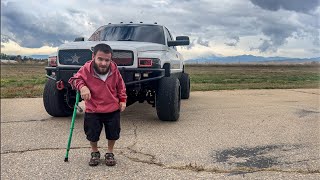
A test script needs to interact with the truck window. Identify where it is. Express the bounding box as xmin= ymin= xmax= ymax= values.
xmin=88 ymin=25 xmax=166 ymax=45
xmin=164 ymin=27 xmax=176 ymax=50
